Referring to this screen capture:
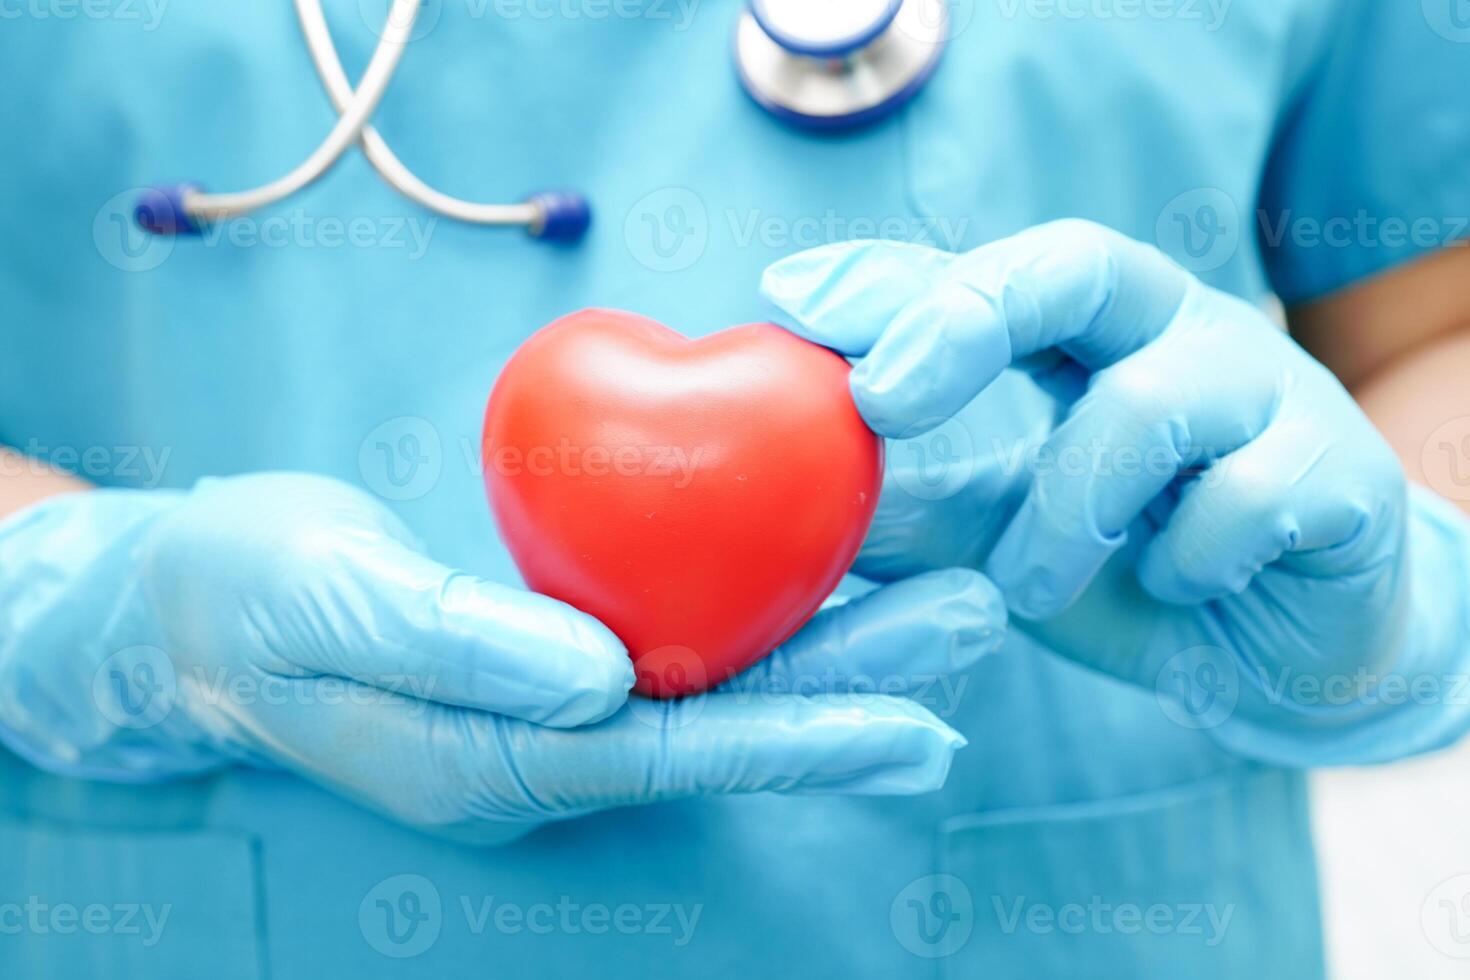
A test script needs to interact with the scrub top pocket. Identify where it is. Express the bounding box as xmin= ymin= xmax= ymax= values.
xmin=904 ymin=767 xmax=1324 ymax=979
xmin=0 ymin=814 xmax=266 ymax=980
